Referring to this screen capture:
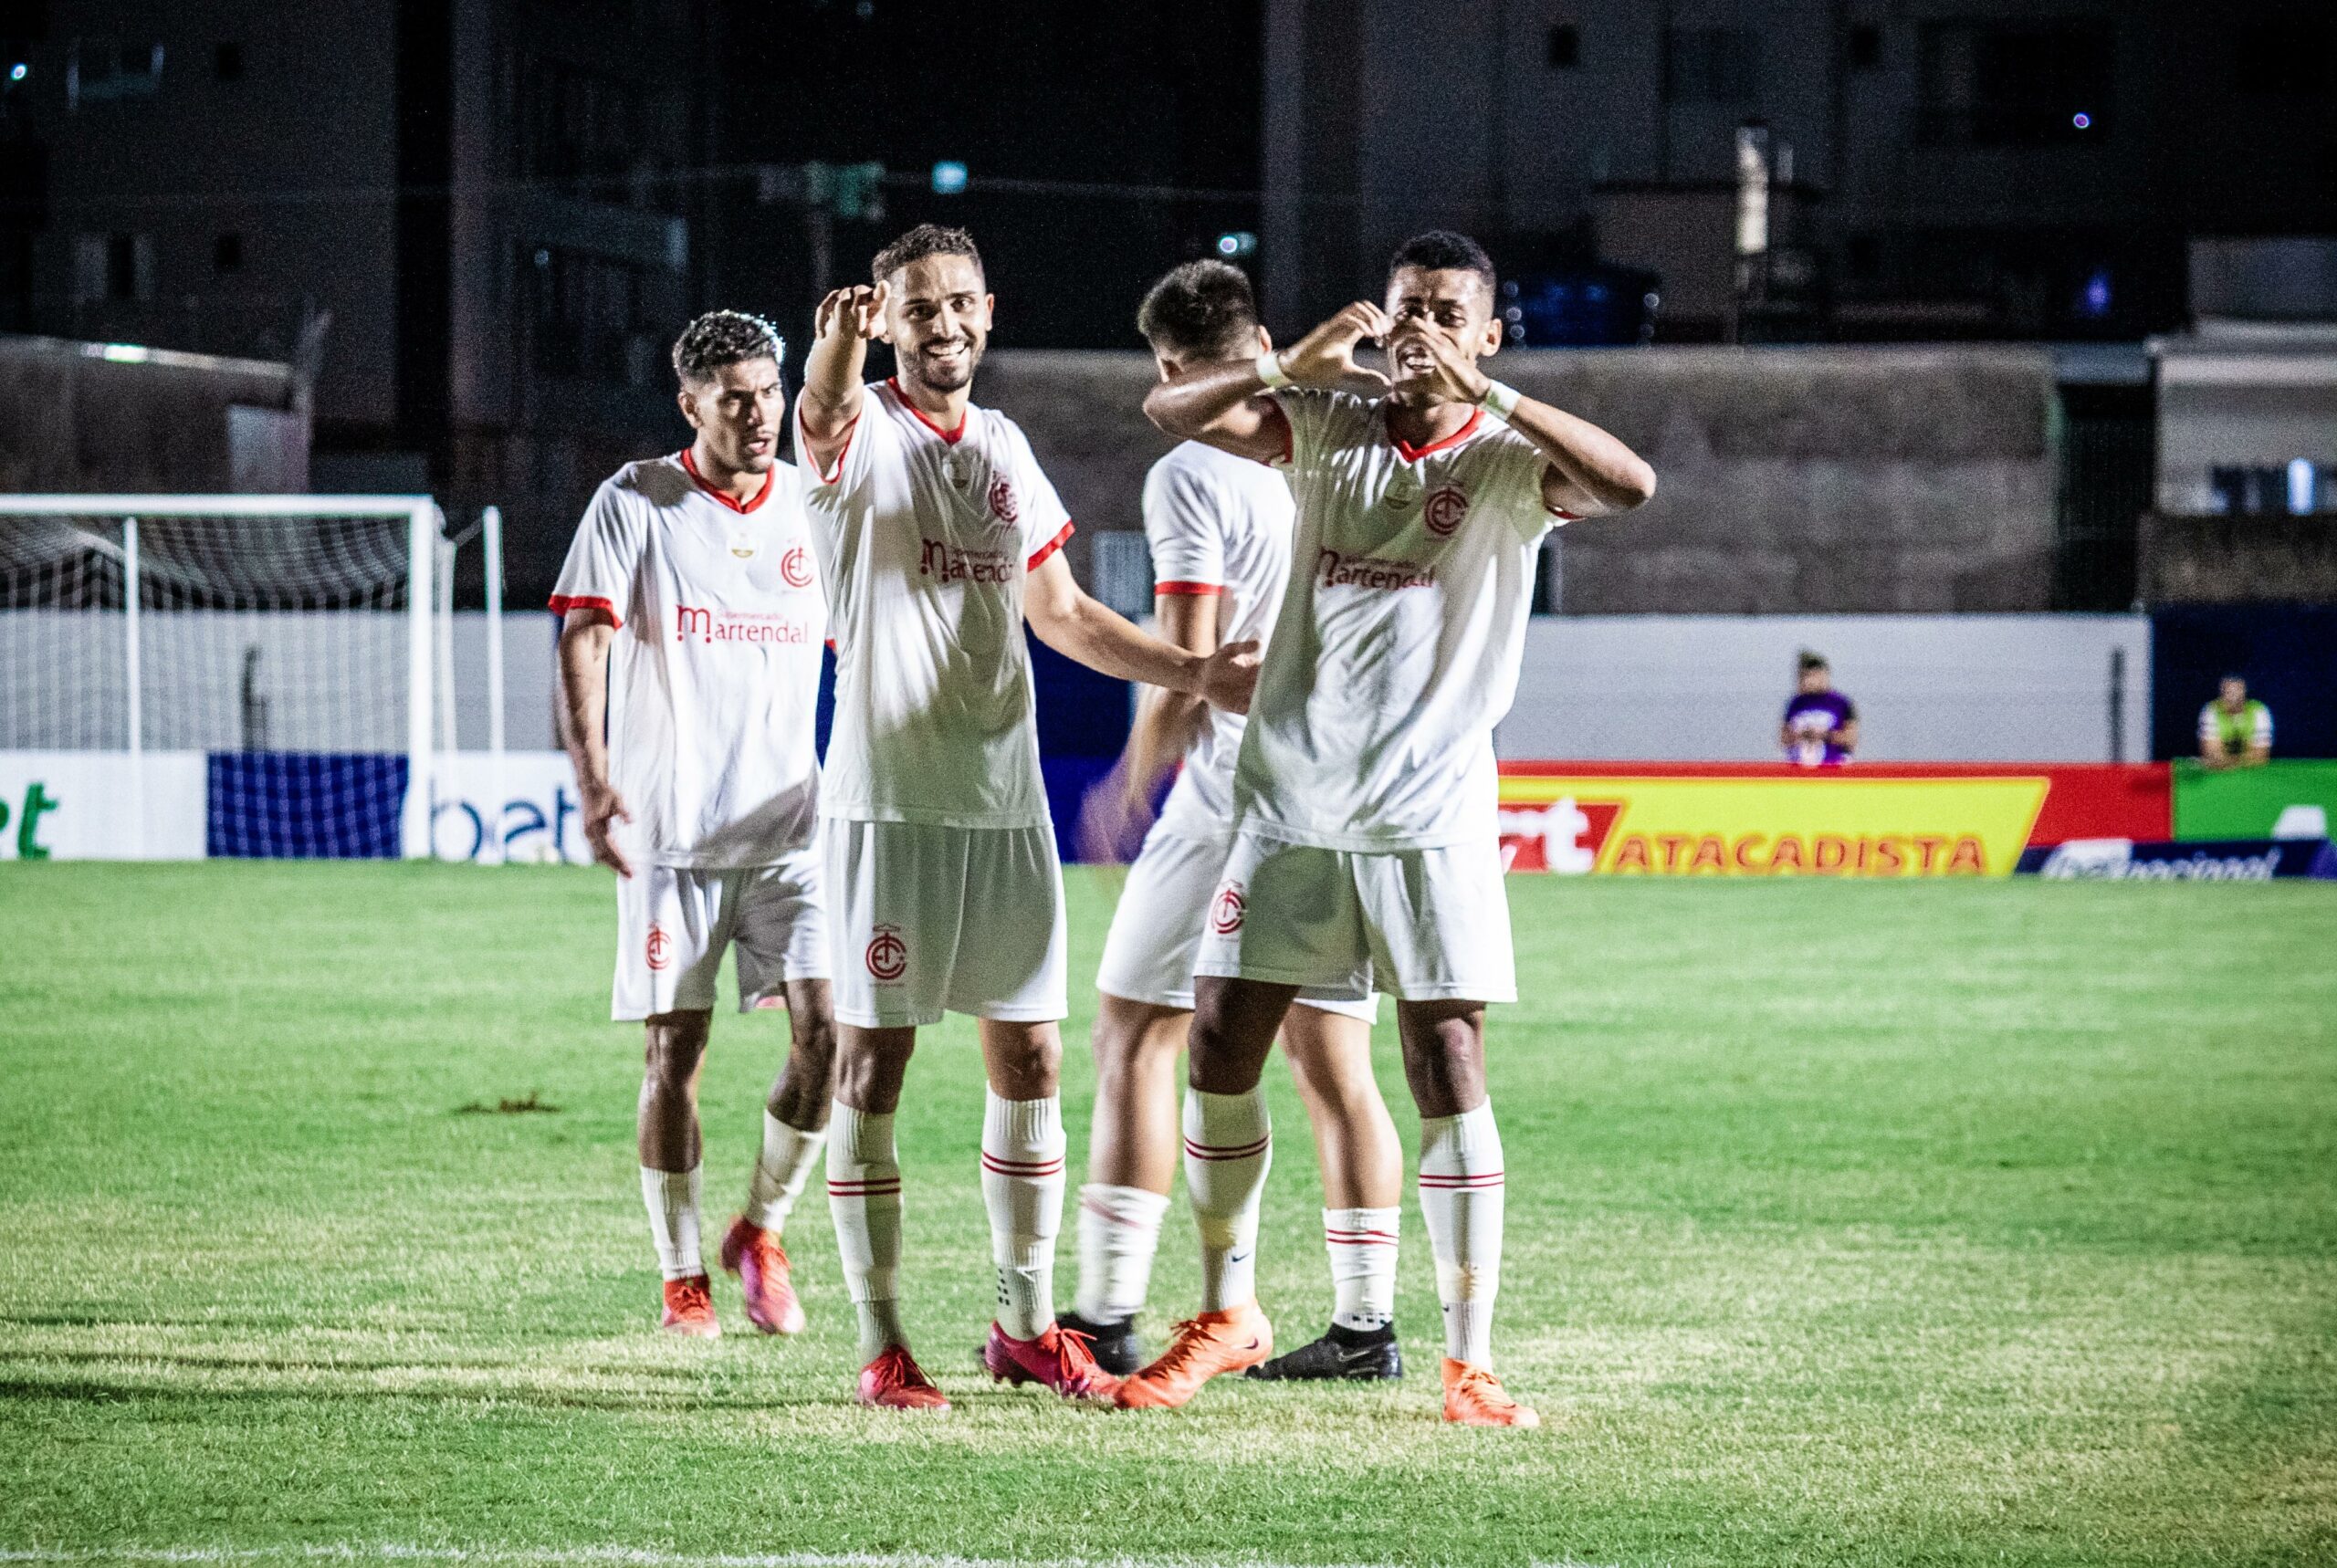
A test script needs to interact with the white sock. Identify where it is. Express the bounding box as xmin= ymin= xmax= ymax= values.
xmin=1074 ymin=1182 xmax=1171 ymax=1323
xmin=825 ymin=1102 xmax=907 ymax=1361
xmin=1418 ymin=1102 xmax=1504 ymax=1368
xmin=1325 ymin=1205 xmax=1399 ymax=1333
xmin=981 ymin=1091 xmax=1066 ymax=1341
xmin=1184 ymin=1087 xmax=1272 ymax=1312
xmin=640 ymin=1165 xmax=704 ymax=1281
xmin=745 ymin=1111 xmax=826 ymax=1236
